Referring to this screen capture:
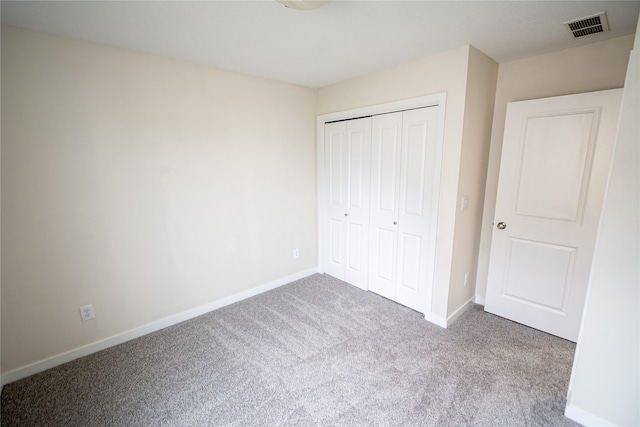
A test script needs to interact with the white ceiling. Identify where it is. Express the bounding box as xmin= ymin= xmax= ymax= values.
xmin=2 ymin=1 xmax=639 ymax=88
